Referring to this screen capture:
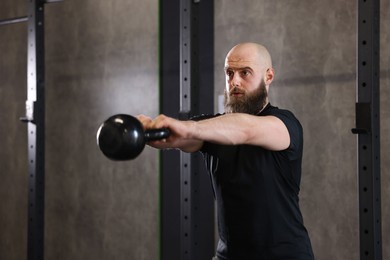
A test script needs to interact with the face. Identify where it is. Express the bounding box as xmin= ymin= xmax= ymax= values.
xmin=224 ymin=78 xmax=268 ymax=114
xmin=223 ymin=44 xmax=271 ymax=114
